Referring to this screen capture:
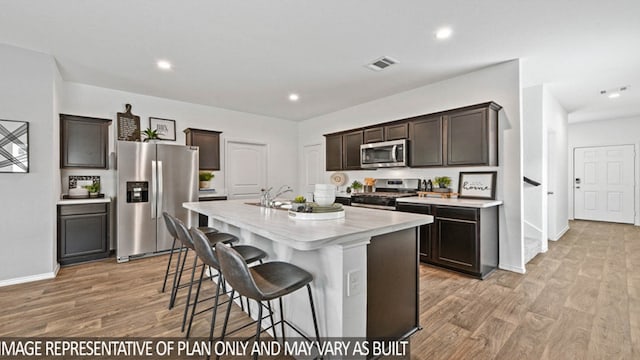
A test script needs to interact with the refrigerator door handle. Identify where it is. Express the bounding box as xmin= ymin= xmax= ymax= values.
xmin=151 ymin=160 xmax=157 ymax=219
xmin=157 ymin=160 xmax=164 ymax=216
